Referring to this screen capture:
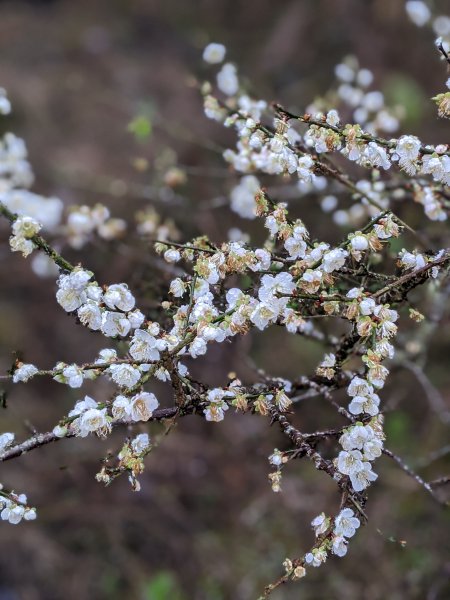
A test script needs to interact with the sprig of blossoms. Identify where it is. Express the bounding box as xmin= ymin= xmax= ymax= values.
xmin=9 ymin=215 xmax=41 ymax=257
